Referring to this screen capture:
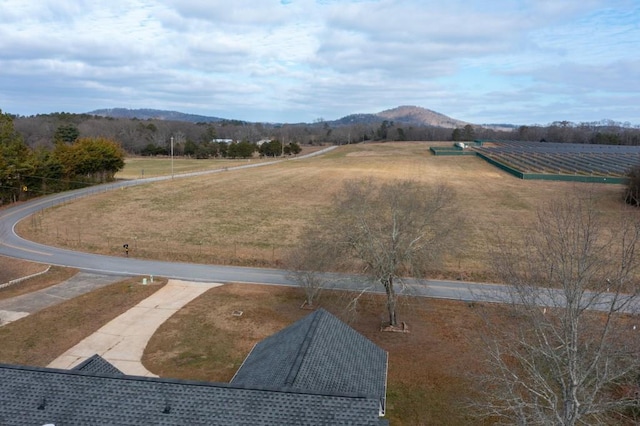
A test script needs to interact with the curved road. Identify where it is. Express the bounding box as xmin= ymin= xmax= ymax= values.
xmin=1 ymin=148 xmax=626 ymax=311
xmin=0 ymin=150 xmax=338 ymax=286
xmin=1 ymin=182 xmax=508 ymax=302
